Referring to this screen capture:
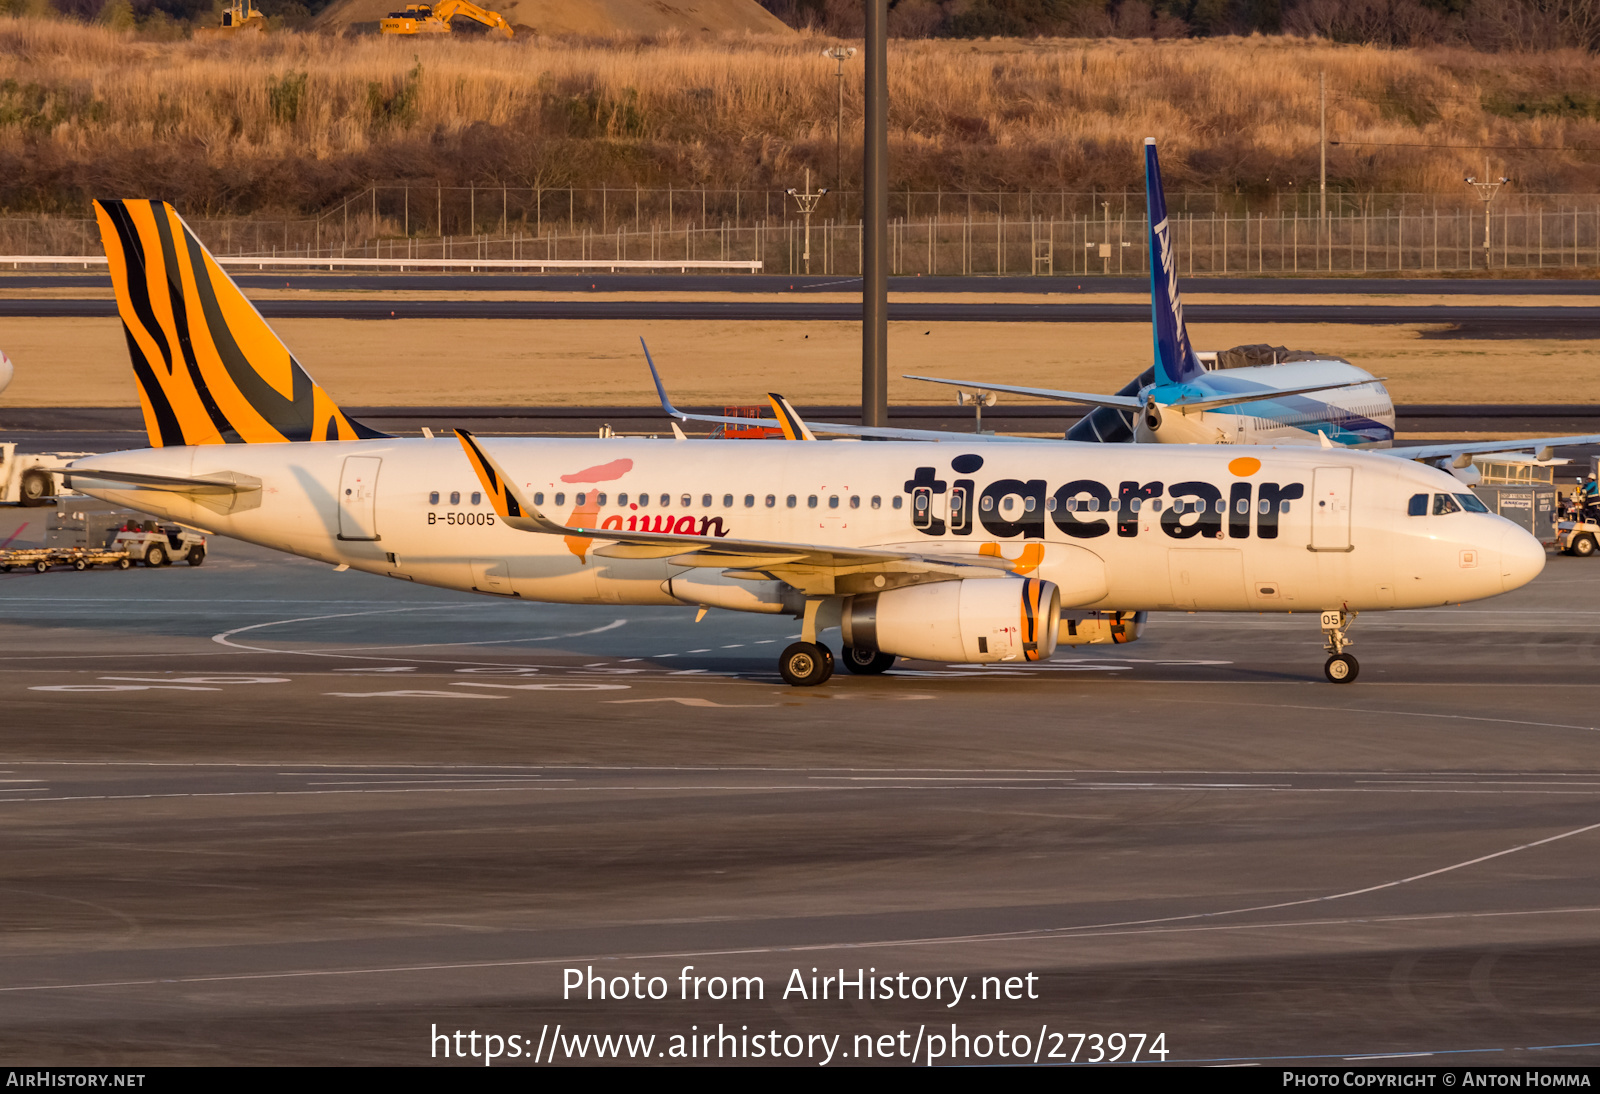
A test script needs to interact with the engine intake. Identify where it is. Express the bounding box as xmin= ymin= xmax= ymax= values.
xmin=843 ymin=577 xmax=1060 ymax=664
